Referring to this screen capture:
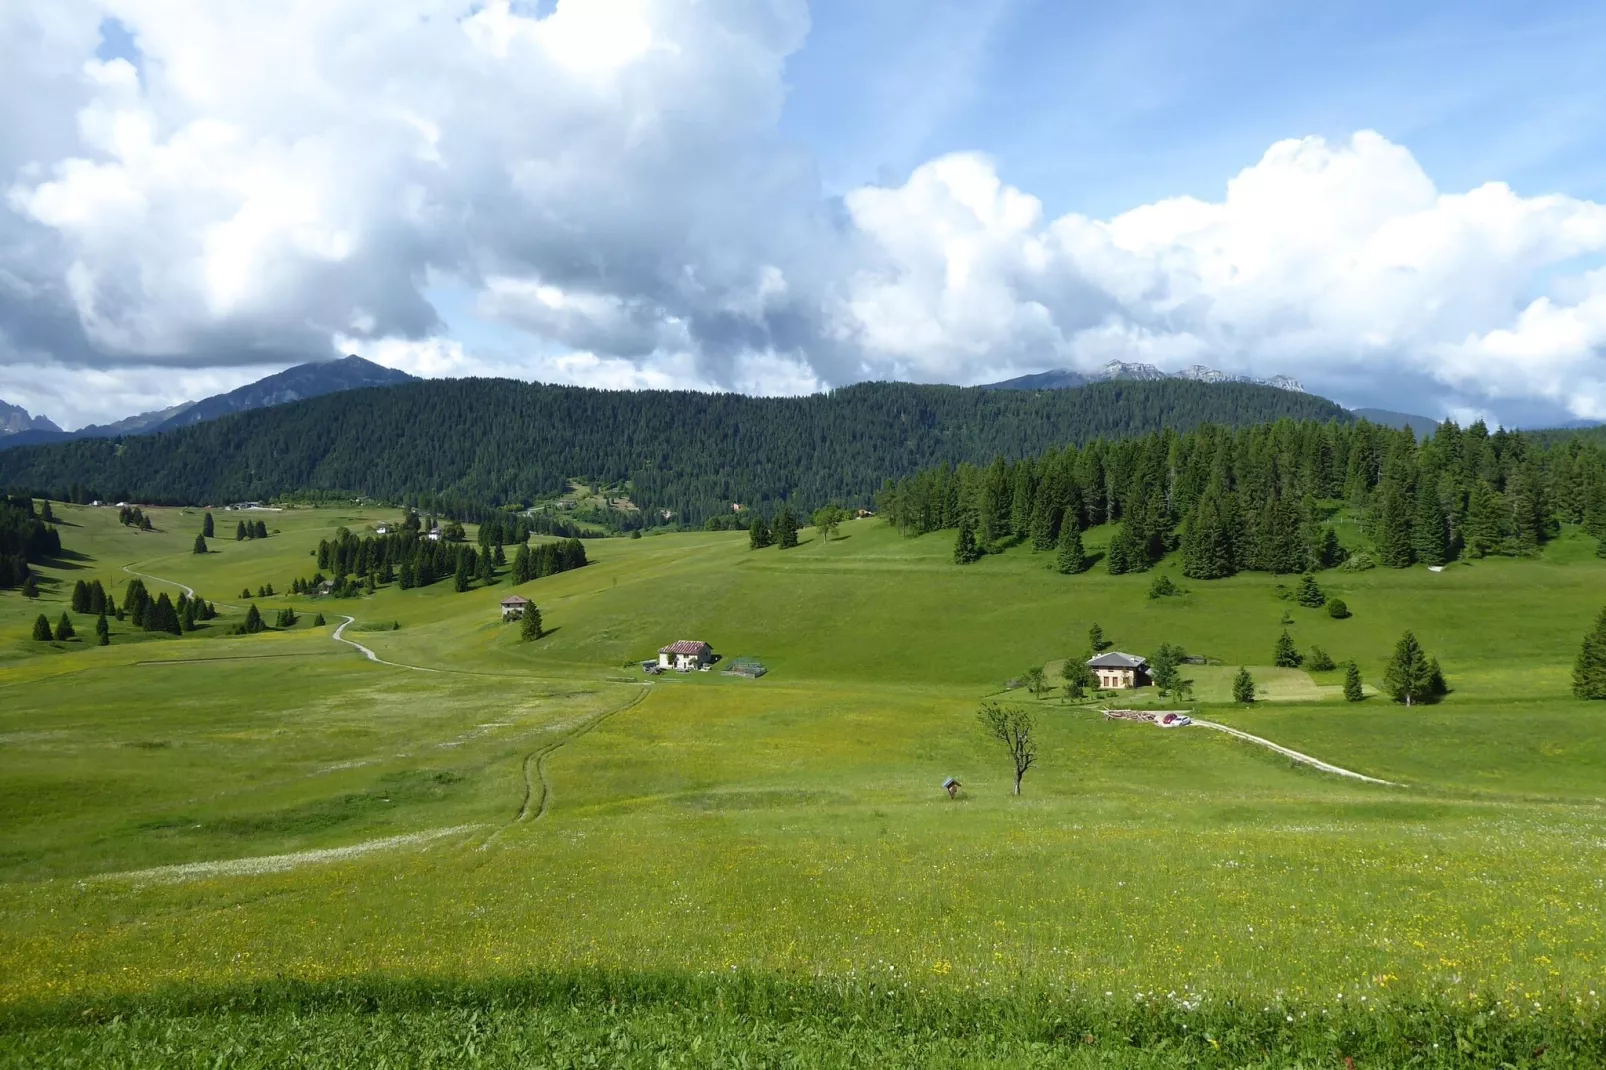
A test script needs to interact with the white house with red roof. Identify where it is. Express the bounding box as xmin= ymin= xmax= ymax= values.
xmin=659 ymin=639 xmax=713 ymax=671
